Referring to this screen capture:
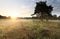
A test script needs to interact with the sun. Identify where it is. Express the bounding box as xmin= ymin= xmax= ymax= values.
xmin=10 ymin=16 xmax=17 ymax=19
xmin=9 ymin=13 xmax=18 ymax=19
xmin=11 ymin=15 xmax=17 ymax=18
